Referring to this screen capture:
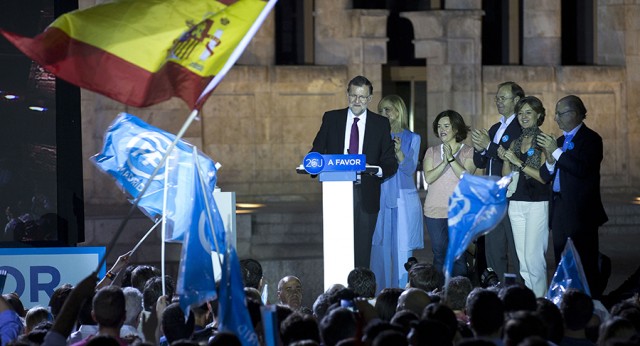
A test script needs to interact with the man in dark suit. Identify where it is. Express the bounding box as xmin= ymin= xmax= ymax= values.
xmin=310 ymin=75 xmax=397 ymax=268
xmin=538 ymin=95 xmax=608 ymax=297
xmin=471 ymin=81 xmax=523 ymax=283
